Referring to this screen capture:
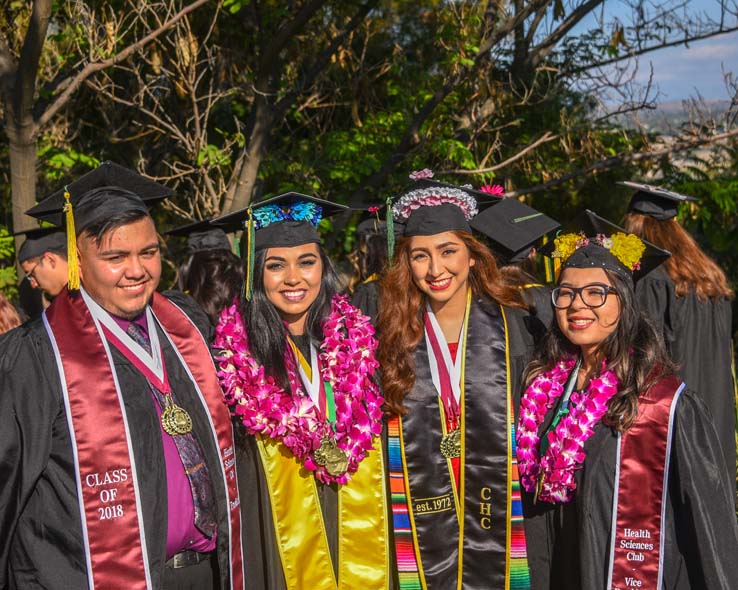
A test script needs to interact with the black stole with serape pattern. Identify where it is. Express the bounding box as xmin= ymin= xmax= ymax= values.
xmin=400 ymin=297 xmax=511 ymax=590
